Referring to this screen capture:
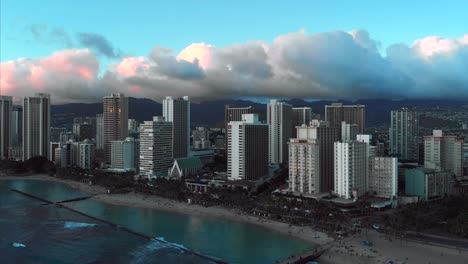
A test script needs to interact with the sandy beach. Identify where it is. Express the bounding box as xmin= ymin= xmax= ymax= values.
xmin=3 ymin=174 xmax=467 ymax=263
